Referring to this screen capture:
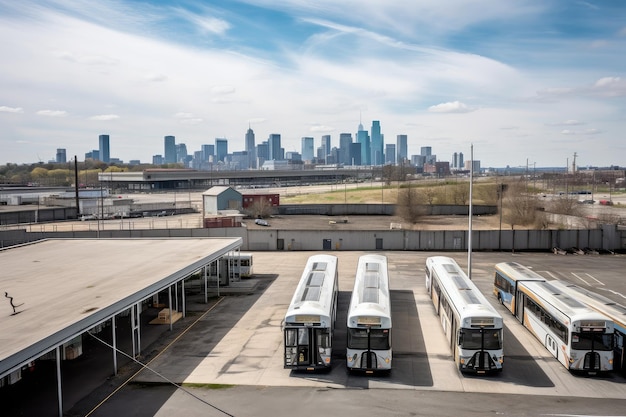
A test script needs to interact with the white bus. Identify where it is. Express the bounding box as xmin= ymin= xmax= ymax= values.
xmin=346 ymin=254 xmax=392 ymax=373
xmin=549 ymin=280 xmax=626 ymax=374
xmin=494 ymin=262 xmax=614 ymax=373
xmin=425 ymin=256 xmax=504 ymax=373
xmin=283 ymin=254 xmax=339 ymax=371
xmin=226 ymin=252 xmax=254 ymax=278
